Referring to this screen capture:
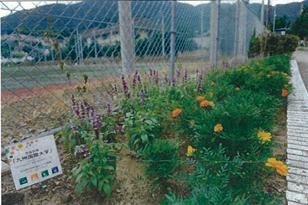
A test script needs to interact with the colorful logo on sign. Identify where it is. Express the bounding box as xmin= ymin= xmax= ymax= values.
xmin=19 ymin=177 xmax=28 ymax=185
xmin=41 ymin=170 xmax=49 ymax=178
xmin=51 ymin=166 xmax=59 ymax=174
xmin=31 ymin=173 xmax=39 ymax=181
